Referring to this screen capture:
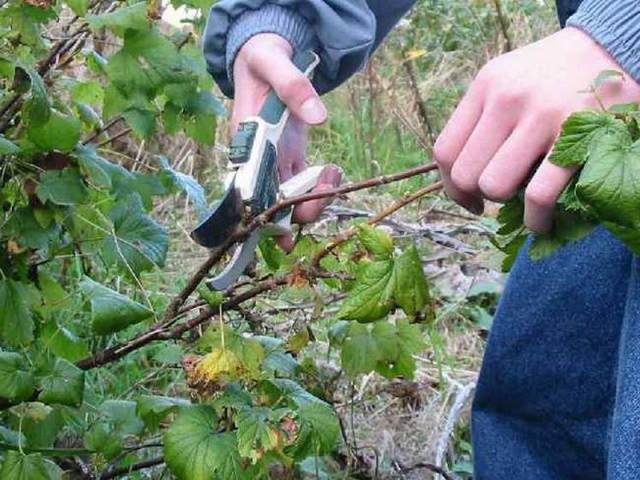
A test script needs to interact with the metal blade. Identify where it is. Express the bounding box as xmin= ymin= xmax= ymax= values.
xmin=191 ymin=177 xmax=243 ymax=248
xmin=207 ymin=230 xmax=261 ymax=291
